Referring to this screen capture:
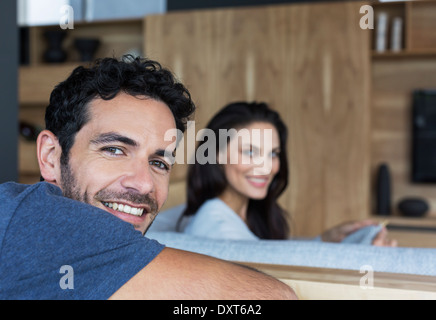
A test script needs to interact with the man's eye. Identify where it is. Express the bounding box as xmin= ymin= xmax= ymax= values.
xmin=150 ymin=160 xmax=169 ymax=171
xmin=103 ymin=147 xmax=124 ymax=155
